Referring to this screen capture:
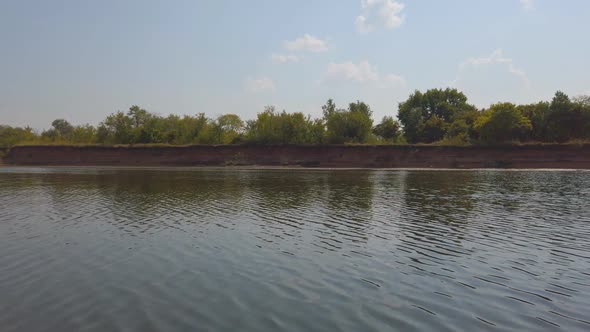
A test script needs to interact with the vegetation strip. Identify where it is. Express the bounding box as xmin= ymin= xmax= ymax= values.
xmin=2 ymin=89 xmax=589 ymax=149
